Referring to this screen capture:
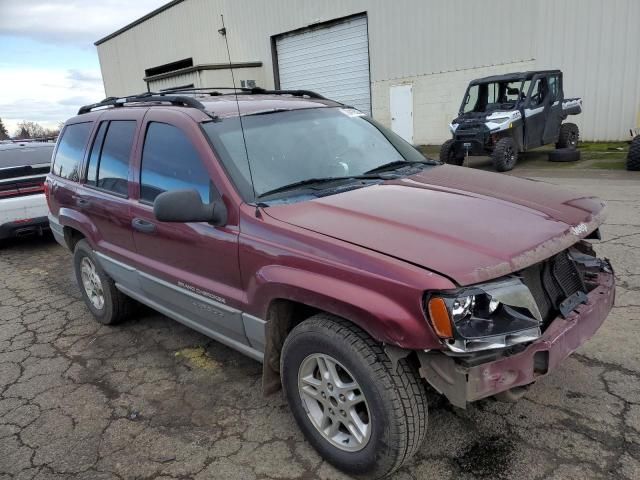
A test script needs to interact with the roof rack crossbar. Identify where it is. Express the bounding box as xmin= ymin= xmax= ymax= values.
xmin=247 ymin=88 xmax=328 ymax=100
xmin=77 ymin=93 xmax=211 ymax=115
